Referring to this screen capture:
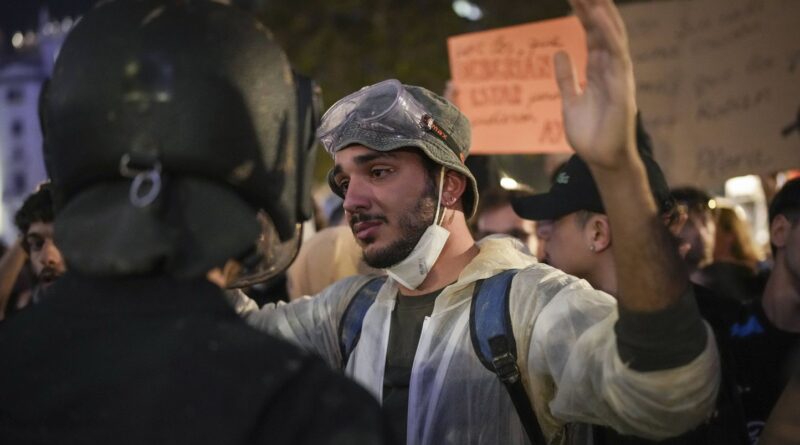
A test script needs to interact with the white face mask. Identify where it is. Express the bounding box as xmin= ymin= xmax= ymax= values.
xmin=385 ymin=167 xmax=451 ymax=290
